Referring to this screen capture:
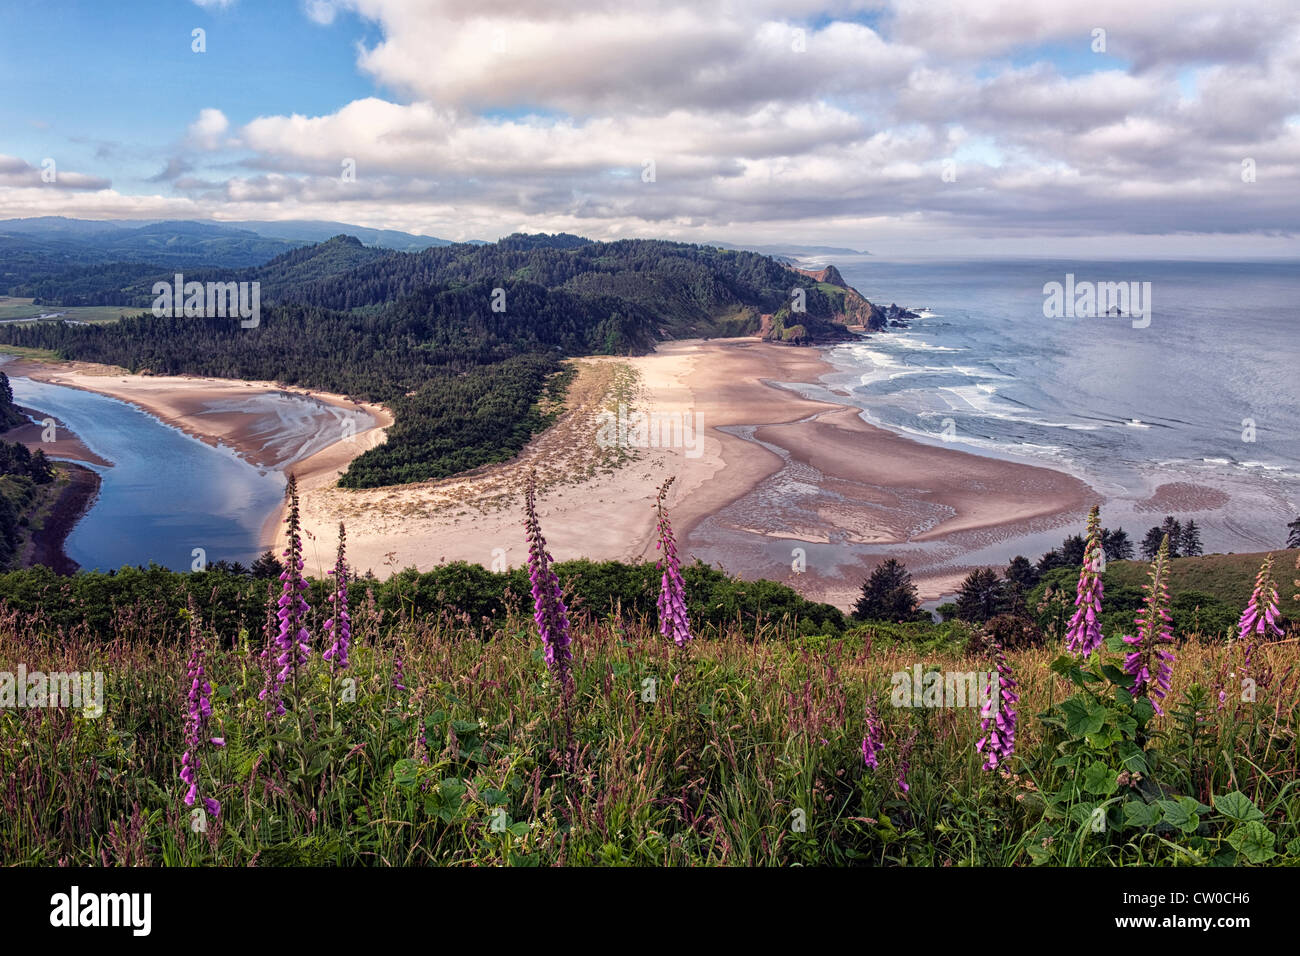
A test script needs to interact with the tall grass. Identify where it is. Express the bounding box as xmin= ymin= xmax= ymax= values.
xmin=1 ymin=597 xmax=1295 ymax=866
